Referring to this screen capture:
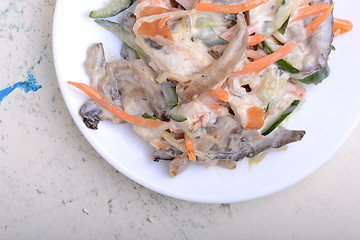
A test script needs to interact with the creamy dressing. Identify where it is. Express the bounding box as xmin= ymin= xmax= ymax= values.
xmin=249 ymin=0 xmax=283 ymax=34
xmin=181 ymin=97 xmax=228 ymax=133
xmin=79 ymin=0 xmax=336 ymax=176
